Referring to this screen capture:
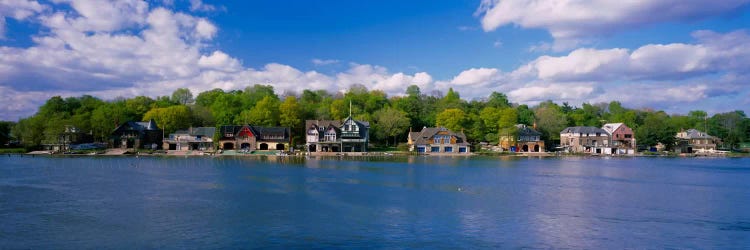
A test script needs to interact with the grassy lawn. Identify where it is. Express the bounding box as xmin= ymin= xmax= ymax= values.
xmin=0 ymin=148 xmax=27 ymax=154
